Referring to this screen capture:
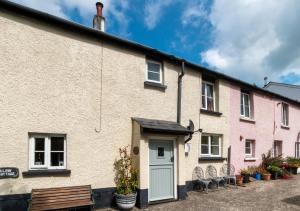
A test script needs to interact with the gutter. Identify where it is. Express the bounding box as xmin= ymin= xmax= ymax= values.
xmin=177 ymin=60 xmax=185 ymax=124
